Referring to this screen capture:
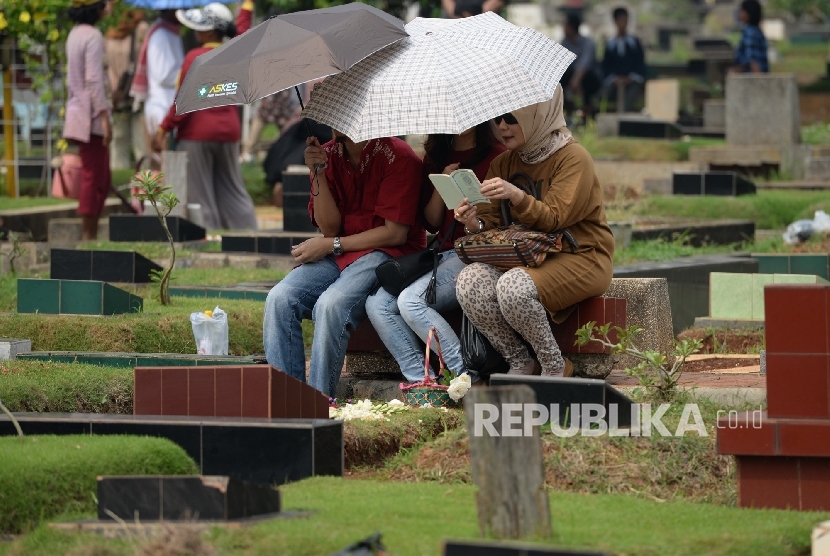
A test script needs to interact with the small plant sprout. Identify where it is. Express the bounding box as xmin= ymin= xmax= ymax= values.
xmin=132 ymin=170 xmax=179 ymax=306
xmin=575 ymin=322 xmax=703 ymax=401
